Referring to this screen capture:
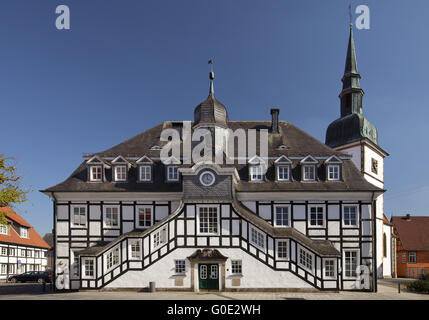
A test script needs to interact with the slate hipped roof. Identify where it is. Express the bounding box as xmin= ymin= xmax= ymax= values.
xmin=391 ymin=215 xmax=429 ymax=251
xmin=42 ymin=120 xmax=381 ymax=194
